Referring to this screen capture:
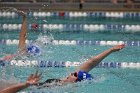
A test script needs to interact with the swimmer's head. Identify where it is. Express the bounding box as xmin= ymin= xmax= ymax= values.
xmin=27 ymin=45 xmax=40 ymax=56
xmin=63 ymin=72 xmax=78 ymax=83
